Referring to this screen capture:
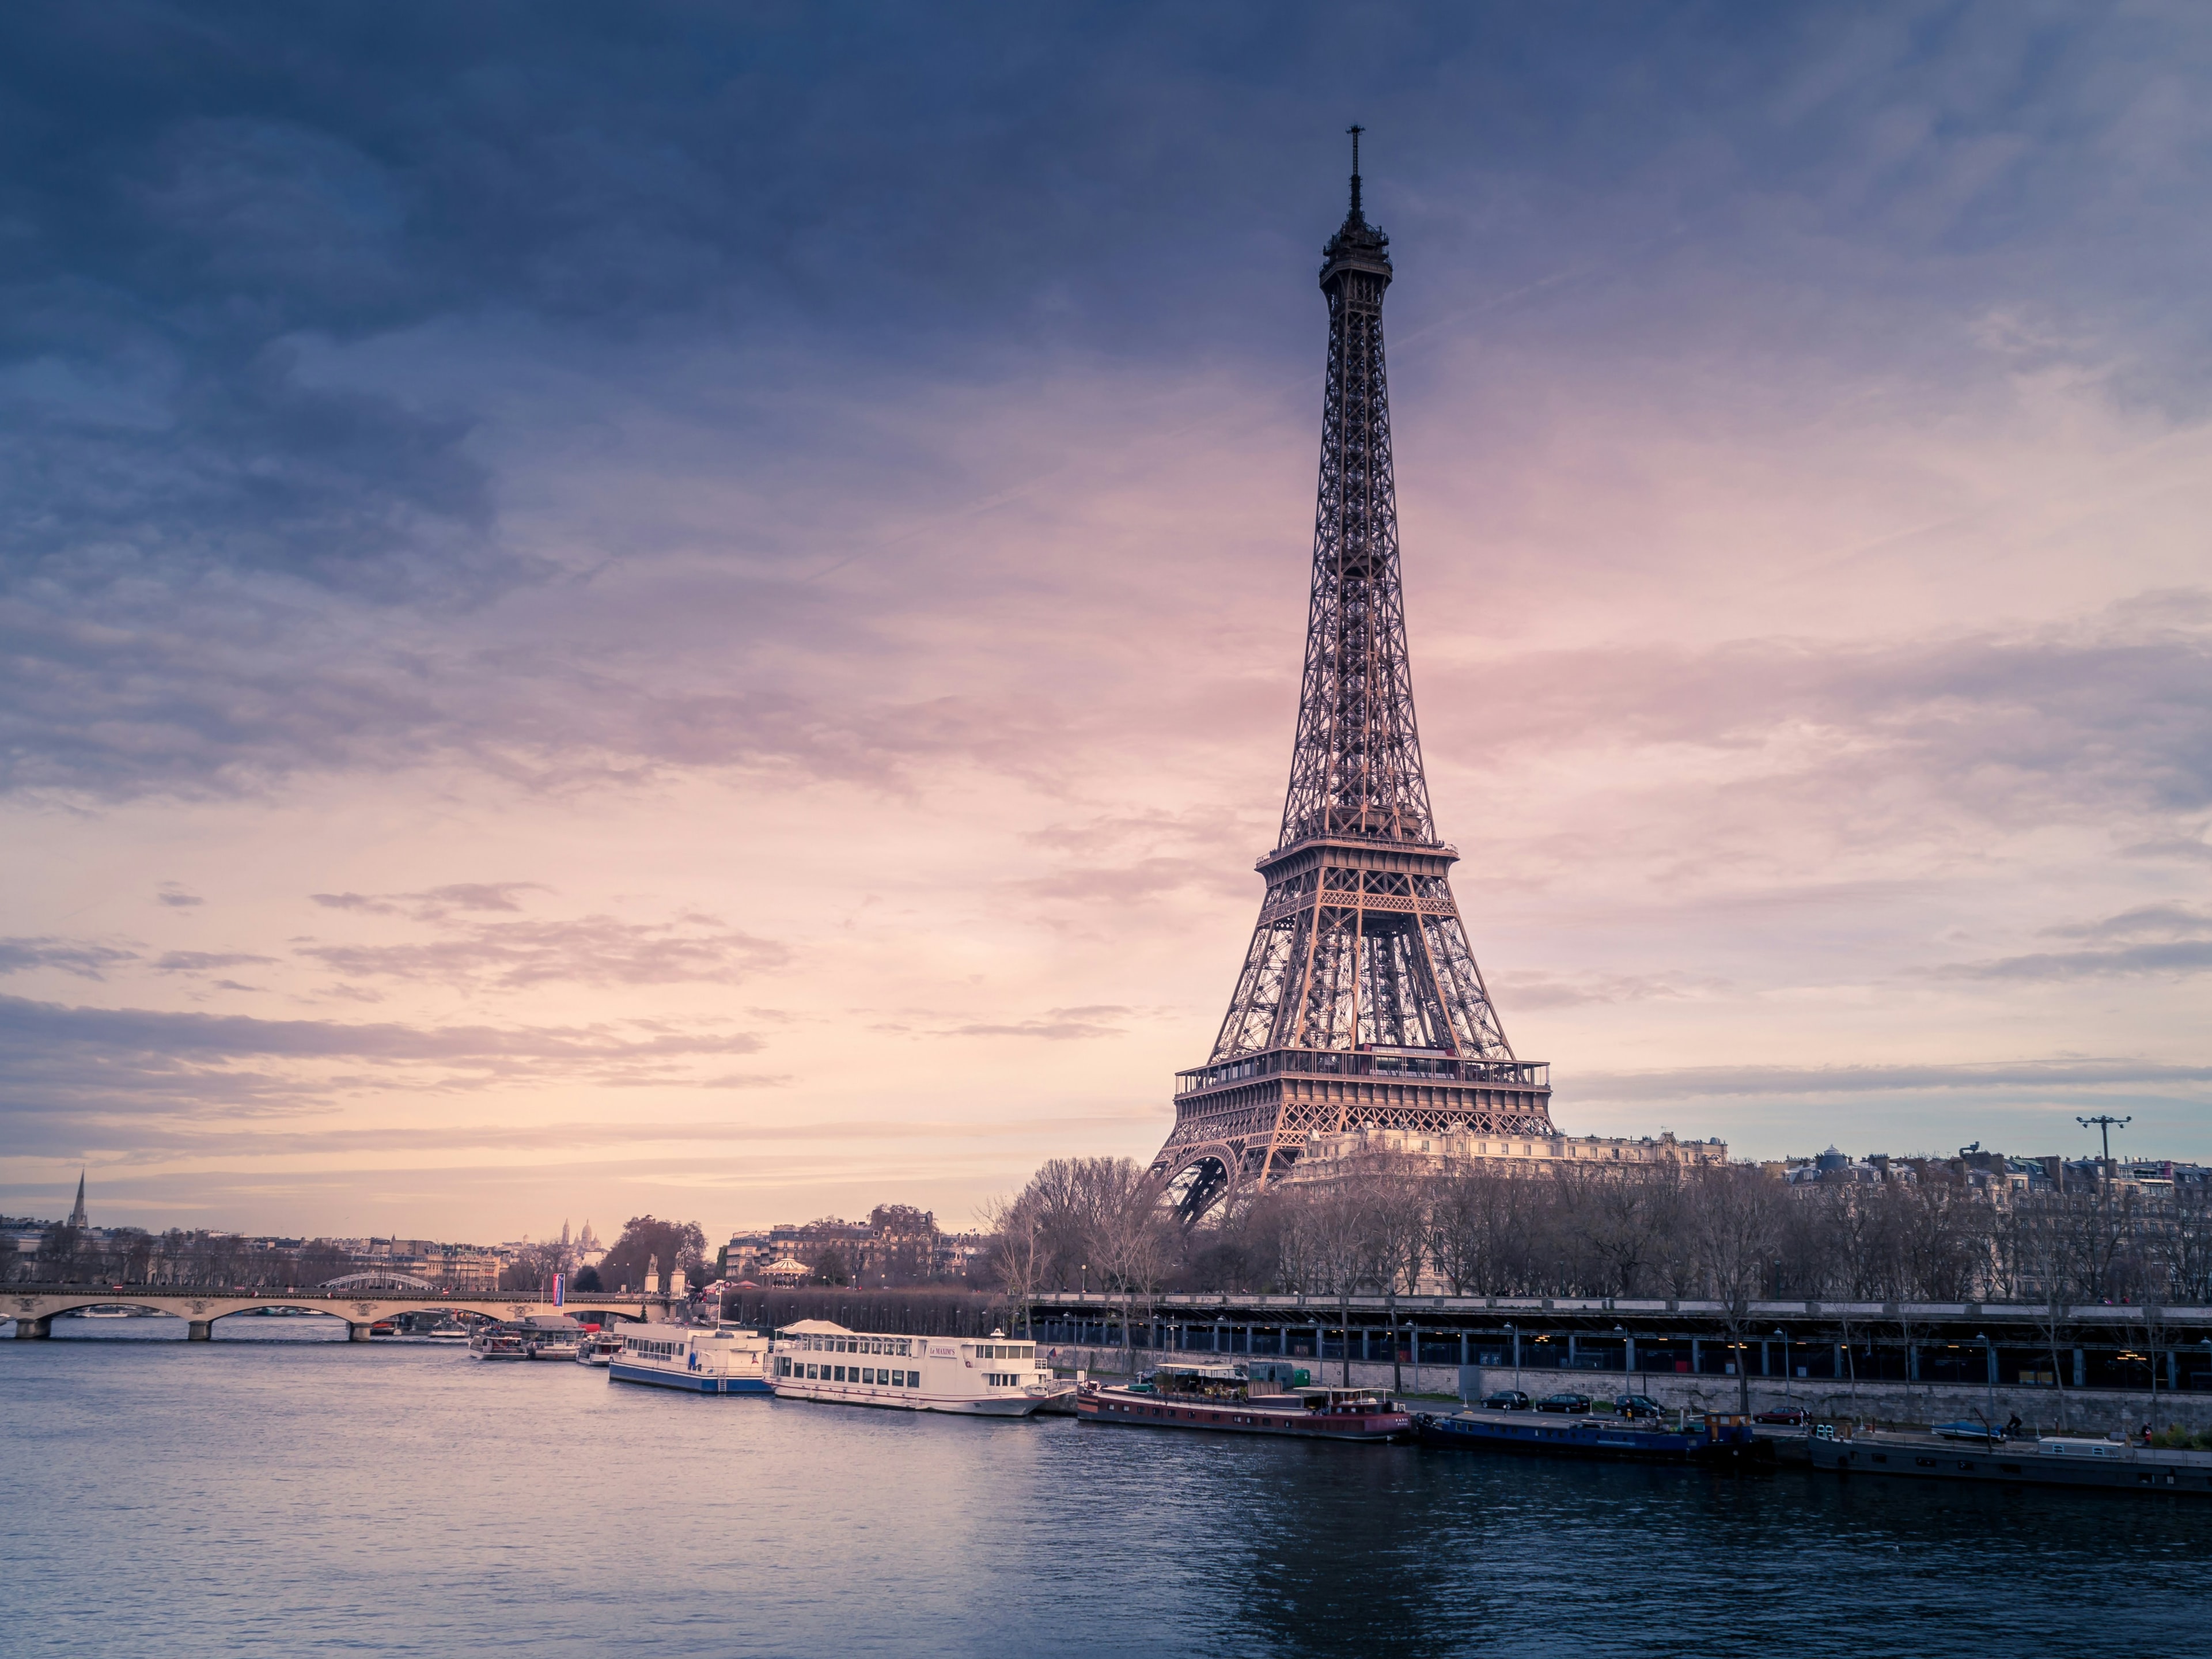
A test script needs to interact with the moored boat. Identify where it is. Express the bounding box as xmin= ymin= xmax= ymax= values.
xmin=469 ymin=1323 xmax=529 ymax=1360
xmin=517 ymin=1313 xmax=584 ymax=1359
xmin=577 ymin=1328 xmax=624 ymax=1366
xmin=1809 ymin=1427 xmax=2212 ymax=1494
xmin=1075 ymin=1363 xmax=1411 ymax=1442
xmin=770 ymin=1320 xmax=1069 ymax=1416
xmin=1414 ymin=1407 xmax=1767 ymax=1462
xmin=607 ymin=1325 xmax=772 ymax=1393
